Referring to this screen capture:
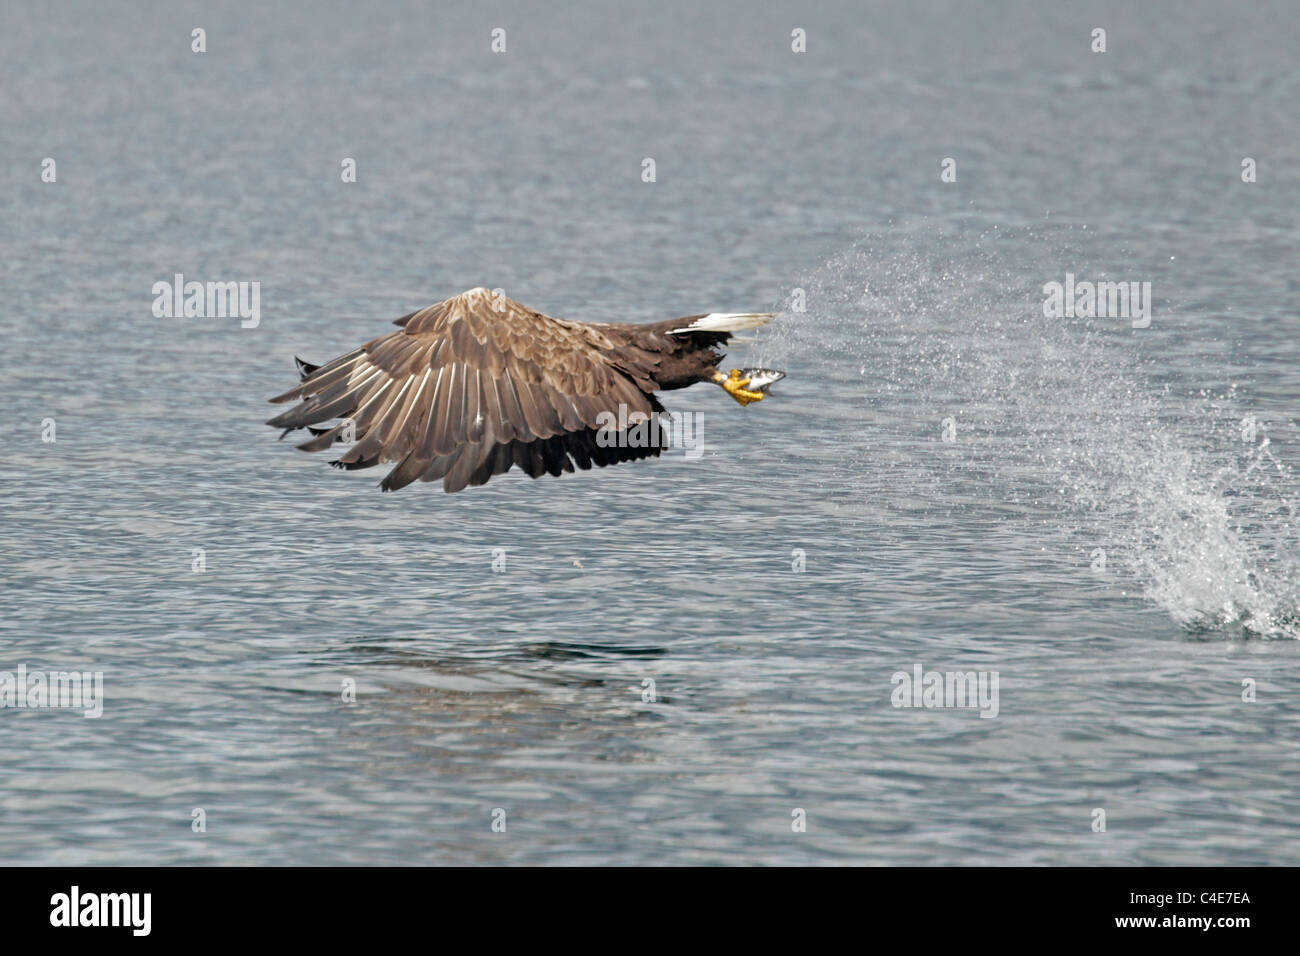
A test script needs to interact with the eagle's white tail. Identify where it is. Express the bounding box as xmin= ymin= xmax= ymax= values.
xmin=670 ymin=312 xmax=774 ymax=334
